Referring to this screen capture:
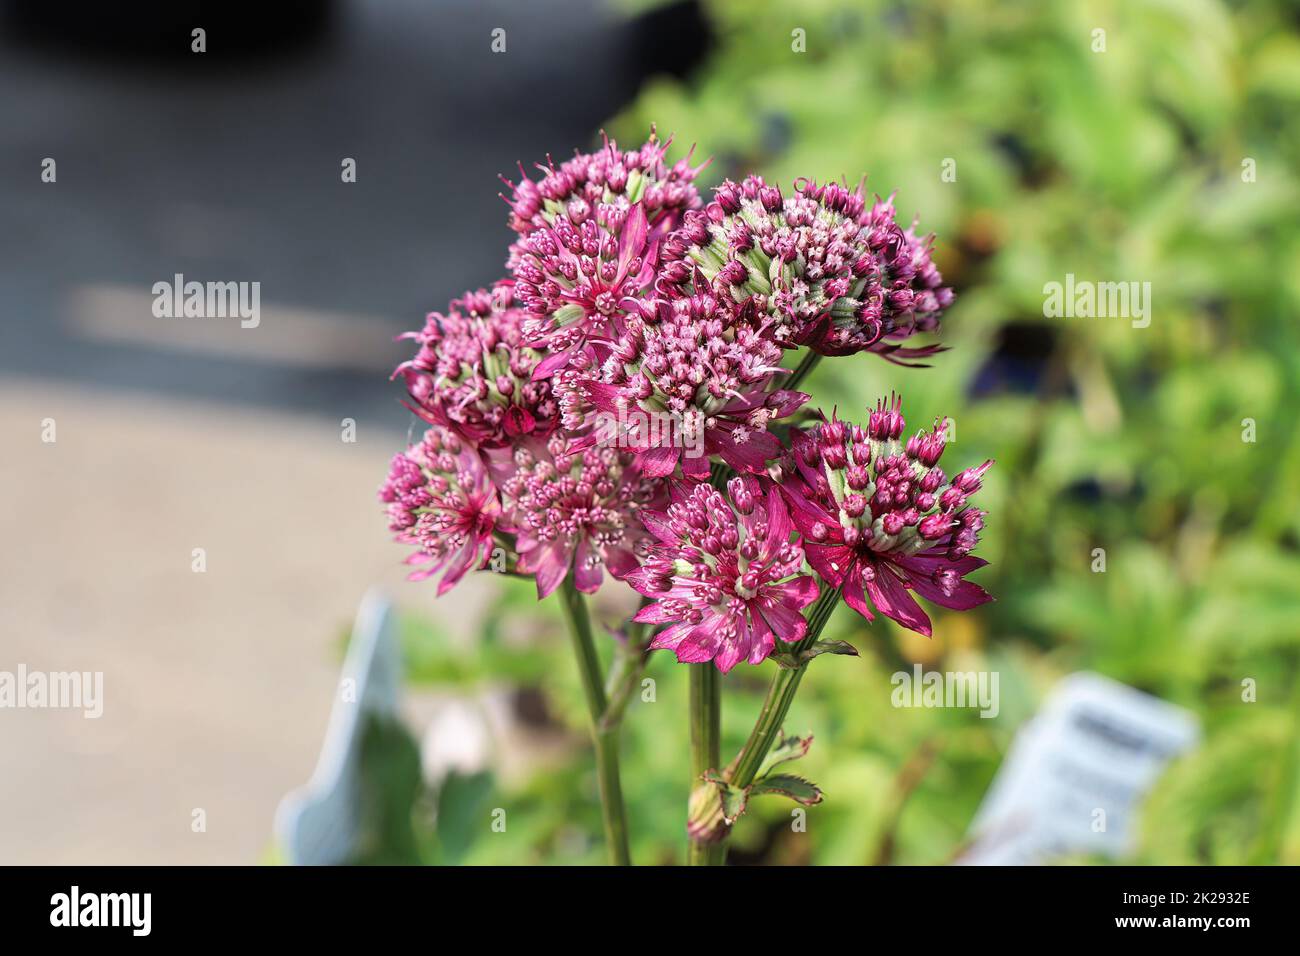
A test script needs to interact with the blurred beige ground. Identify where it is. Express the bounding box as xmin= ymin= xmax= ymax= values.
xmin=0 ymin=379 xmax=490 ymax=864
